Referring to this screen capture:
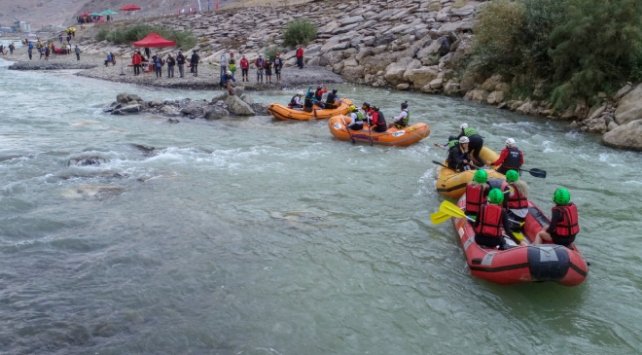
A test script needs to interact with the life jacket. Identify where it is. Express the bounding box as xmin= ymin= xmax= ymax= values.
xmin=376 ymin=110 xmax=387 ymax=130
xmin=401 ymin=109 xmax=409 ymax=126
xmin=355 ymin=111 xmax=365 ymax=122
xmin=465 ymin=183 xmax=487 ymax=215
xmin=463 ymin=127 xmax=477 ymax=136
xmin=506 ymin=183 xmax=528 ymax=209
xmin=503 ymin=147 xmax=523 ymax=169
xmin=289 ymin=95 xmax=300 ymax=107
xmin=473 ymin=204 xmax=503 ymax=238
xmin=552 ymin=203 xmax=580 ymax=237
